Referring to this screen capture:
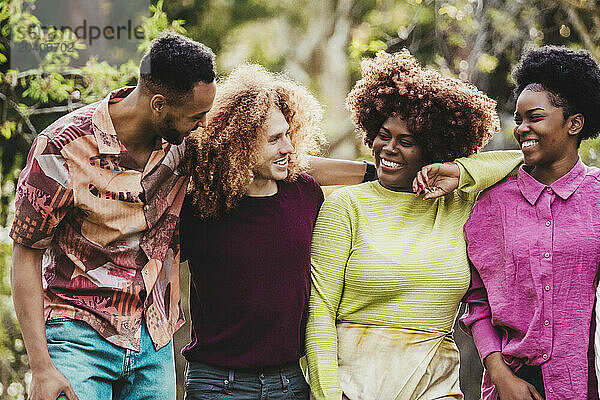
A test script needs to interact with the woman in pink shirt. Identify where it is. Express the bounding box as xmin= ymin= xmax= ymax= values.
xmin=460 ymin=46 xmax=600 ymax=400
